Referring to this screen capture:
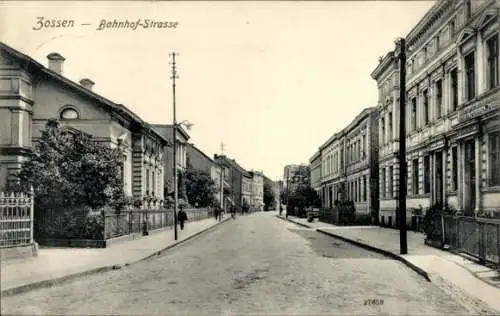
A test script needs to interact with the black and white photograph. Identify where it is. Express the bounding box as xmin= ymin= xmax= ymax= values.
xmin=0 ymin=0 xmax=499 ymax=315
